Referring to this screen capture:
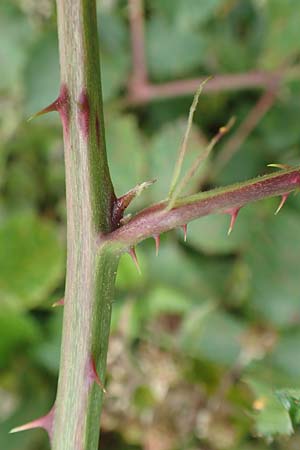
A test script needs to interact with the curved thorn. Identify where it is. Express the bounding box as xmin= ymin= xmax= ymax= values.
xmin=27 ymin=100 xmax=58 ymax=122
xmin=227 ymin=208 xmax=240 ymax=235
xmin=52 ymin=298 xmax=64 ymax=308
xmin=267 ymin=163 xmax=292 ymax=170
xmin=28 ymin=84 xmax=70 ymax=136
xmin=10 ymin=406 xmax=55 ymax=438
xmin=88 ymin=356 xmax=106 ymax=393
xmin=182 ymin=224 xmax=187 ymax=242
xmin=275 ymin=193 xmax=288 ymax=215
xmin=153 ymin=235 xmax=160 ymax=256
xmin=129 ymin=247 xmax=141 ymax=274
